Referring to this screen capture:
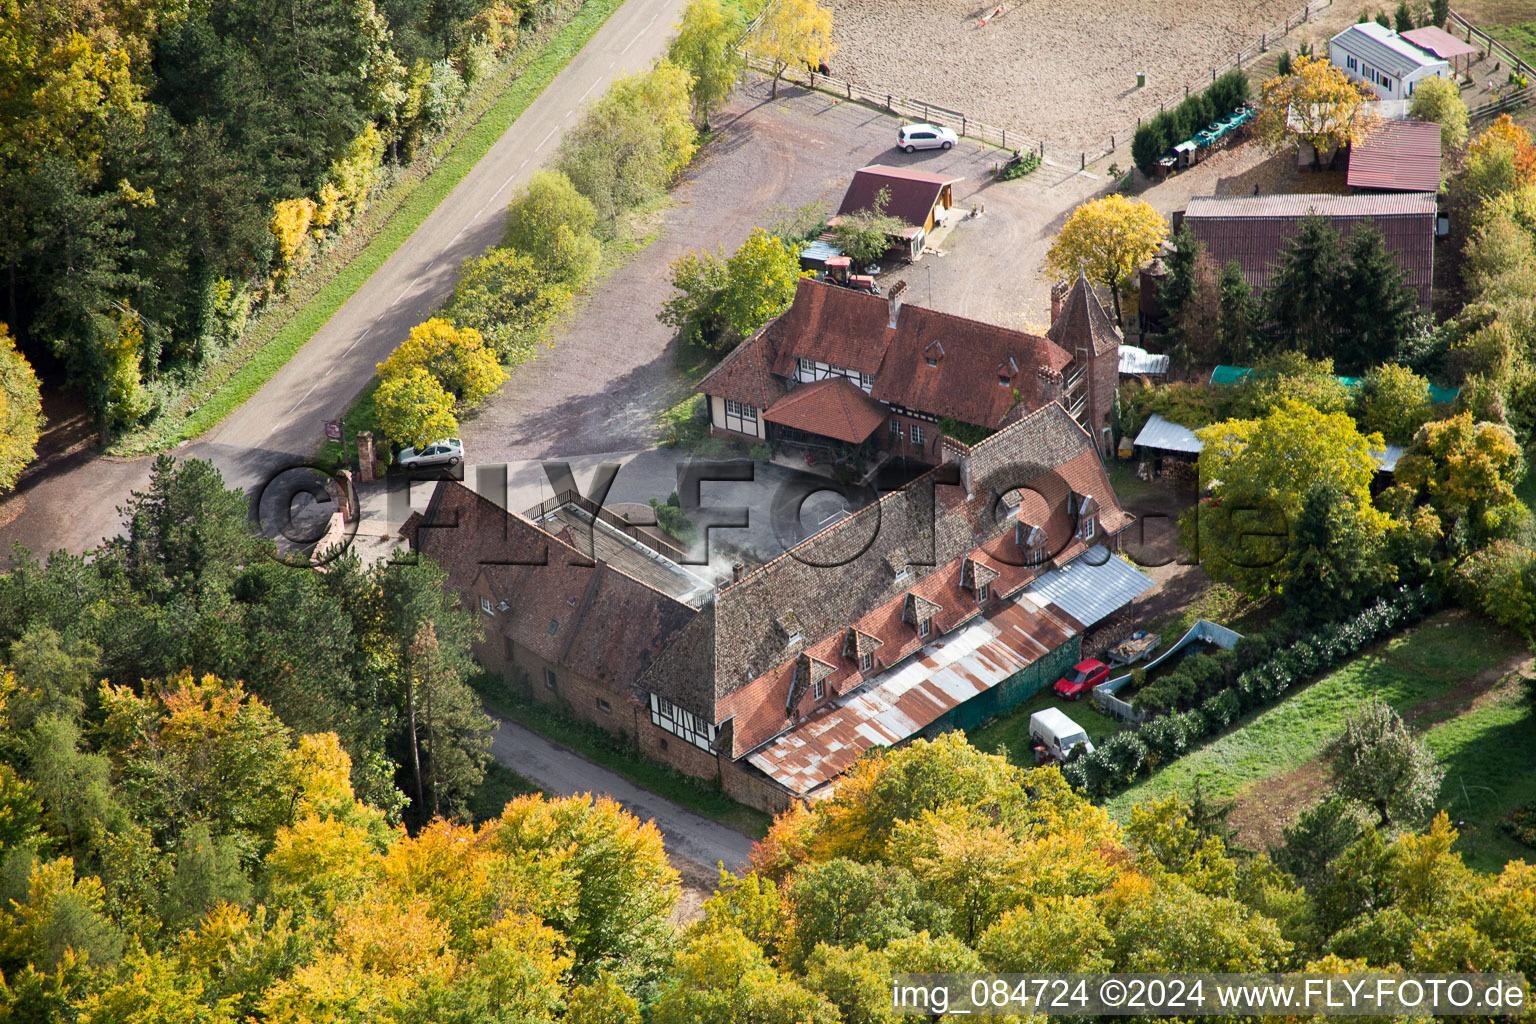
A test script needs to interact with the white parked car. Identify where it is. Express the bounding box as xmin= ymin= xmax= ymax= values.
xmin=898 ymin=122 xmax=958 ymax=153
xmin=397 ymin=438 xmax=463 ymax=470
